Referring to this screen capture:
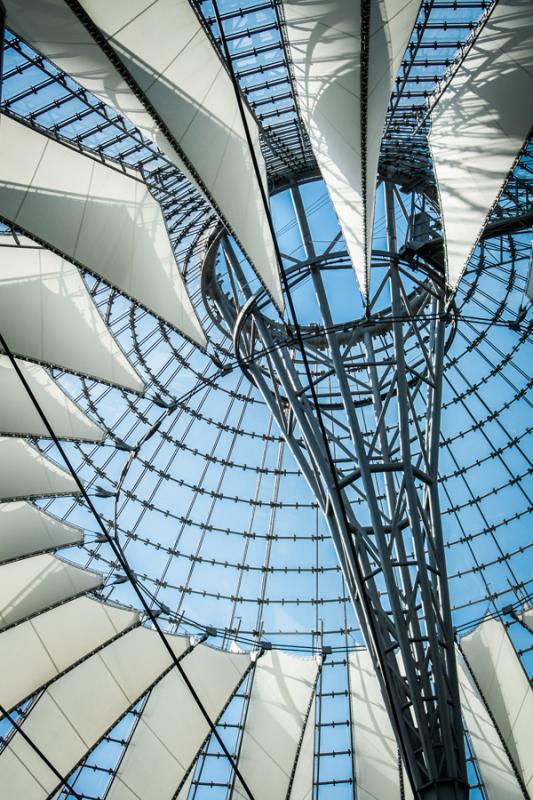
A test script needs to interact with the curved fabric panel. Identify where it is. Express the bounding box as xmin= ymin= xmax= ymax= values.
xmin=107 ymin=644 xmax=249 ymax=800
xmin=0 ymin=501 xmax=83 ymax=564
xmin=0 ymin=625 xmax=190 ymax=799
xmin=232 ymin=651 xmax=319 ymax=800
xmin=461 ymin=618 xmax=533 ymax=795
xmin=429 ymin=0 xmax=533 ymax=290
xmin=0 ymin=437 xmax=78 ymax=501
xmin=5 ymin=0 xmax=283 ymax=310
xmin=349 ymin=648 xmax=412 ymax=800
xmin=0 ymin=114 xmax=205 ymax=344
xmin=456 ymin=649 xmax=523 ymax=800
xmin=284 ymin=0 xmax=419 ymax=295
xmin=0 ymin=596 xmax=138 ymax=713
xmin=287 ymin=697 xmax=315 ymax=800
xmin=0 ymin=553 xmax=103 ymax=630
xmin=0 ymin=356 xmax=104 ymax=441
xmin=0 ymin=242 xmax=143 ymax=392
